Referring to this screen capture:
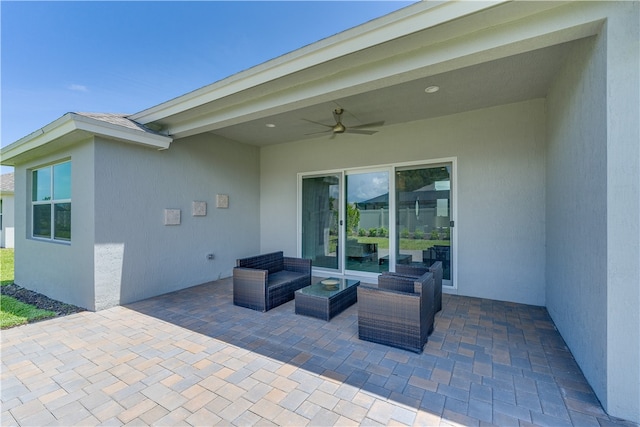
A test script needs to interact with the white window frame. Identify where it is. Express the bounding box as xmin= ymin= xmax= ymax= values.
xmin=31 ymin=160 xmax=71 ymax=243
